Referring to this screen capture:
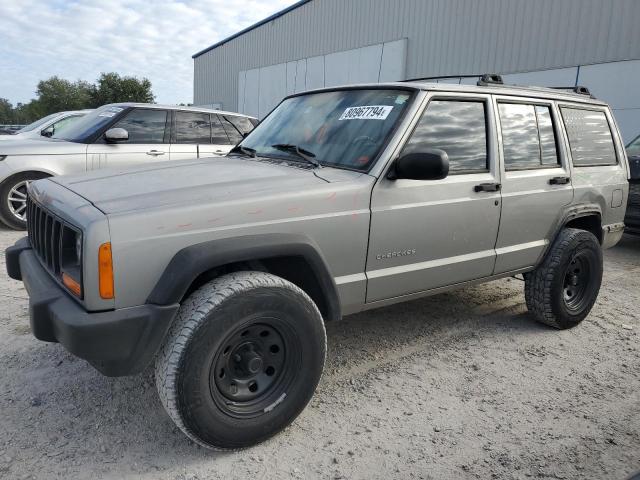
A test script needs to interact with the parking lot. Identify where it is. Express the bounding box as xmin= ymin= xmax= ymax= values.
xmin=0 ymin=224 xmax=638 ymax=480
